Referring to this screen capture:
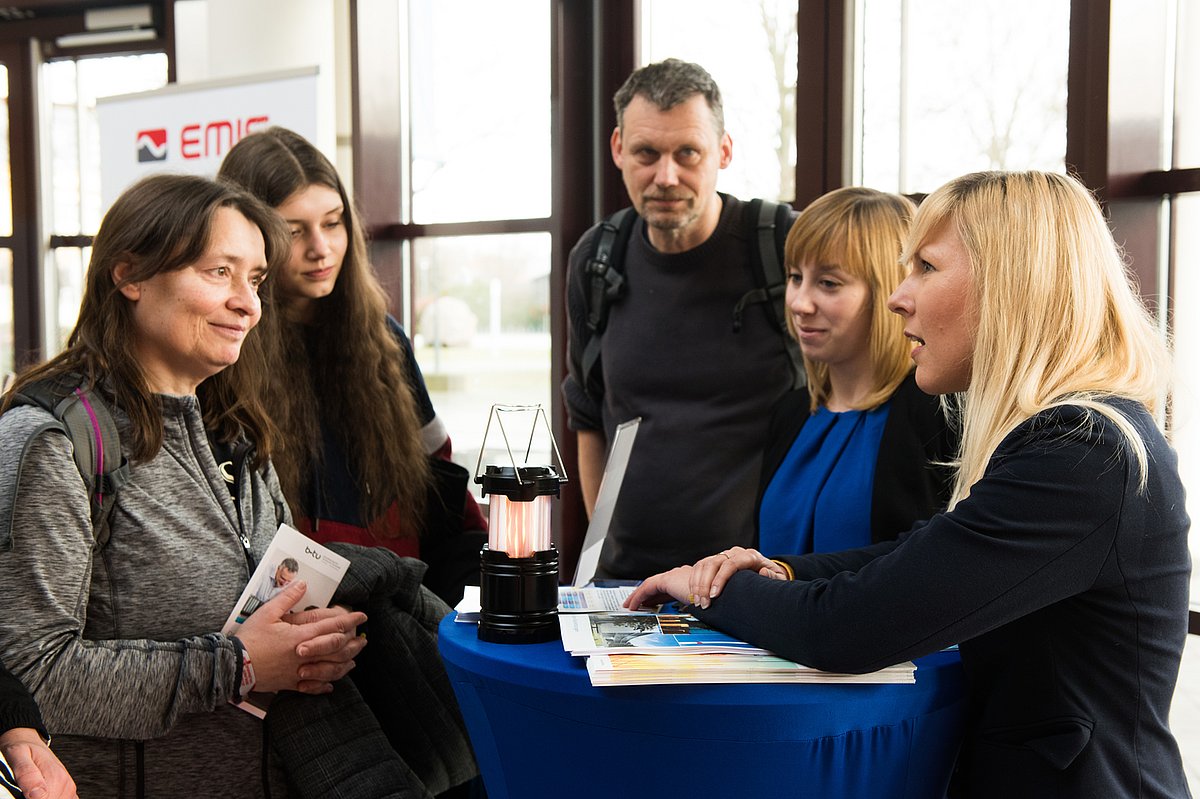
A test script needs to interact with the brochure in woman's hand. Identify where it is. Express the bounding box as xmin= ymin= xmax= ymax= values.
xmin=222 ymin=523 xmax=351 ymax=717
